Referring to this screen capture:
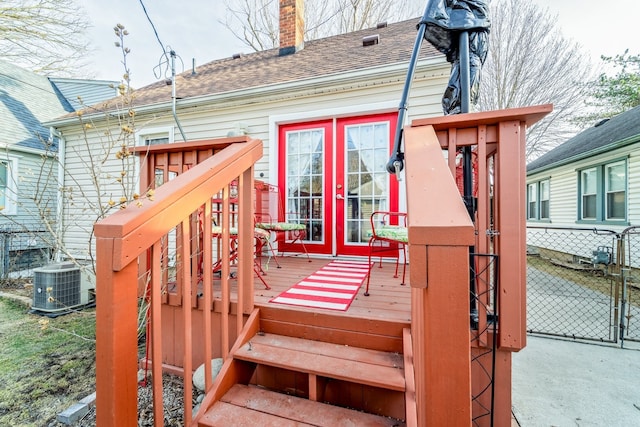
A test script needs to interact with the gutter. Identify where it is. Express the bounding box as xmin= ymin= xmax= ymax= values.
xmin=44 ymin=56 xmax=447 ymax=128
